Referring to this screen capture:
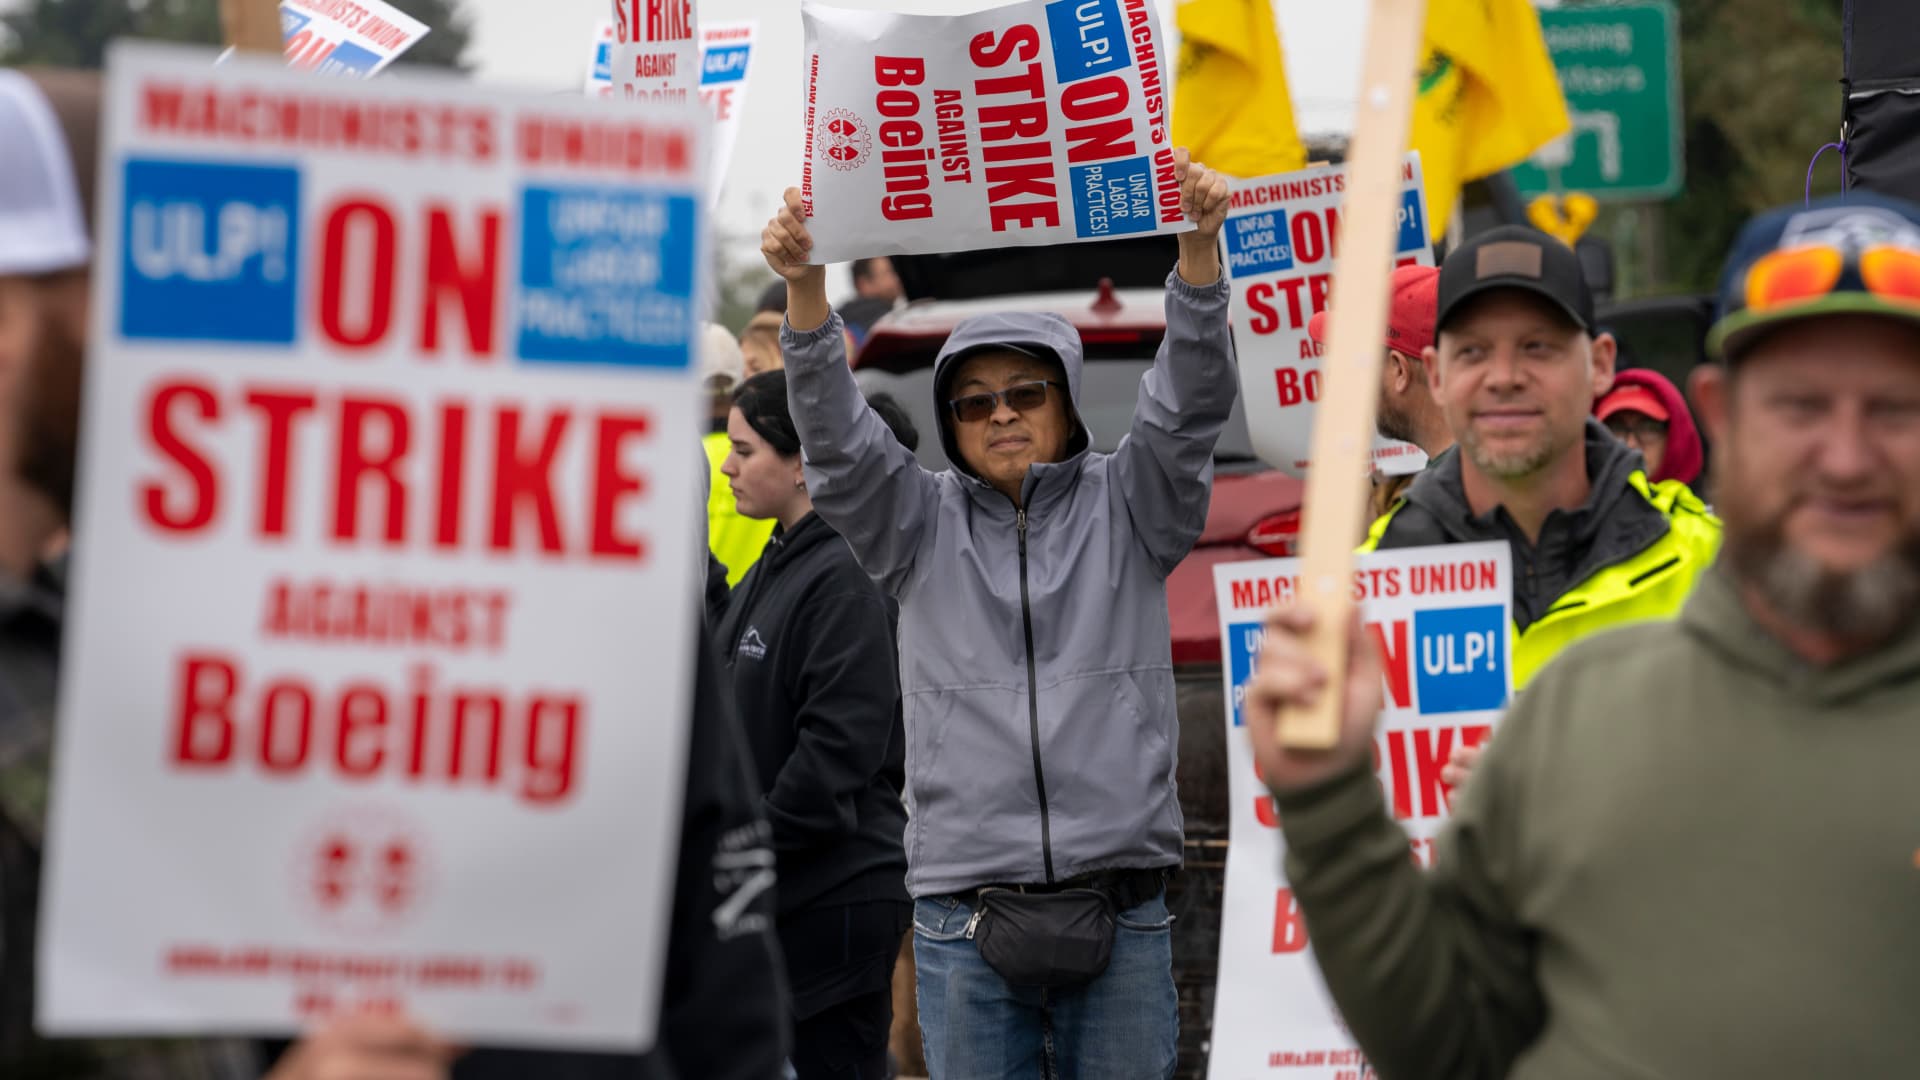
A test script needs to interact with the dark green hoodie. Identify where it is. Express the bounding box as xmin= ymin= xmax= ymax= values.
xmin=1274 ymin=564 xmax=1920 ymax=1079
